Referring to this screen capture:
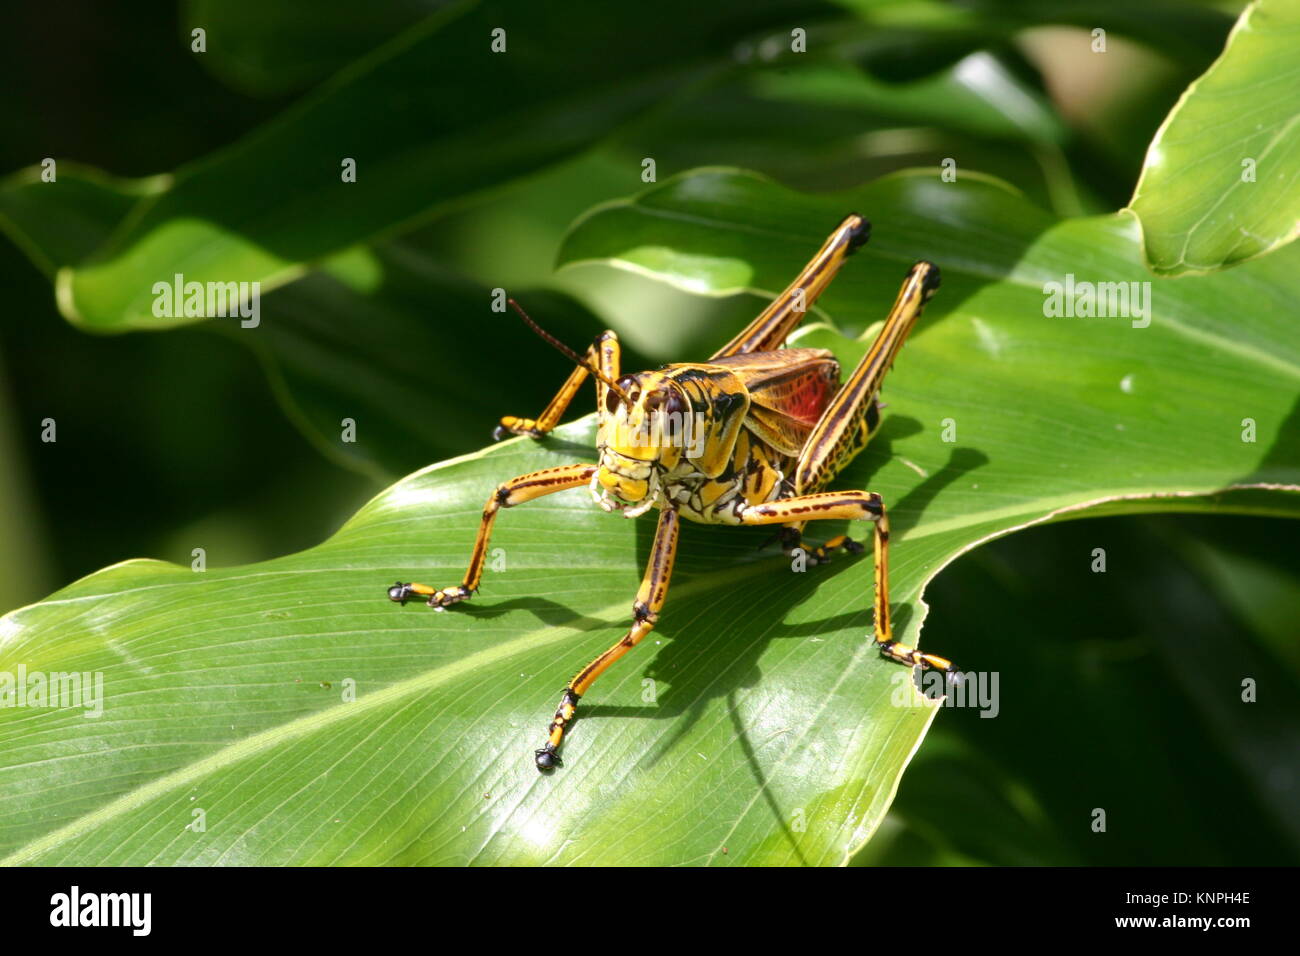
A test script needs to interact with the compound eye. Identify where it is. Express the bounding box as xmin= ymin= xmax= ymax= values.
xmin=646 ymin=387 xmax=688 ymax=442
xmin=645 ymin=387 xmax=684 ymax=415
xmin=660 ymin=388 xmax=687 ymax=418
xmin=606 ymin=375 xmax=637 ymax=414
